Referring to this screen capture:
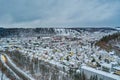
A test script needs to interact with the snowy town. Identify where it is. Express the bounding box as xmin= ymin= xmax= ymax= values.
xmin=0 ymin=0 xmax=120 ymax=80
xmin=0 ymin=28 xmax=120 ymax=80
